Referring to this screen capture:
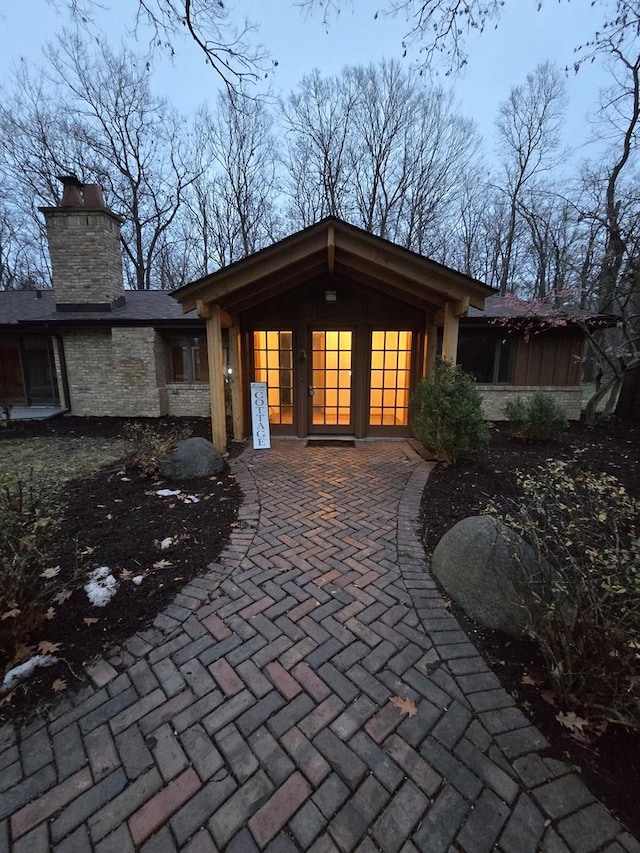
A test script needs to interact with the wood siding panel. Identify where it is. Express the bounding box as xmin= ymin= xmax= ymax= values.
xmin=514 ymin=330 xmax=585 ymax=387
